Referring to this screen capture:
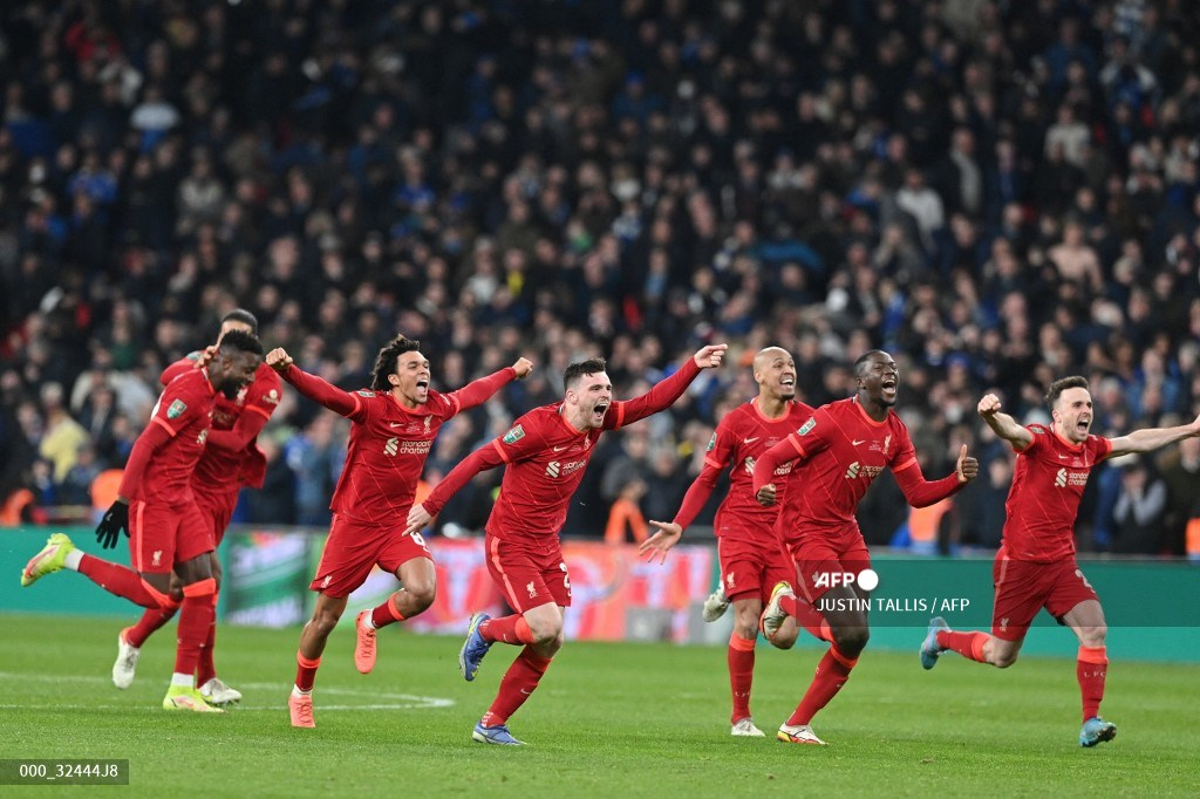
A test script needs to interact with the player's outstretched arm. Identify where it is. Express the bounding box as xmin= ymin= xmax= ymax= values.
xmin=1109 ymin=413 xmax=1200 ymax=457
xmin=977 ymin=393 xmax=1033 ymax=450
xmin=893 ymin=444 xmax=978 ymax=507
xmin=610 ymin=344 xmax=728 ymax=429
xmin=447 ymin=357 xmax=534 ymax=412
xmin=403 ymin=441 xmax=509 ymax=535
xmin=267 ymin=347 xmax=361 ymax=418
xmin=638 ymin=520 xmax=683 ymax=564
